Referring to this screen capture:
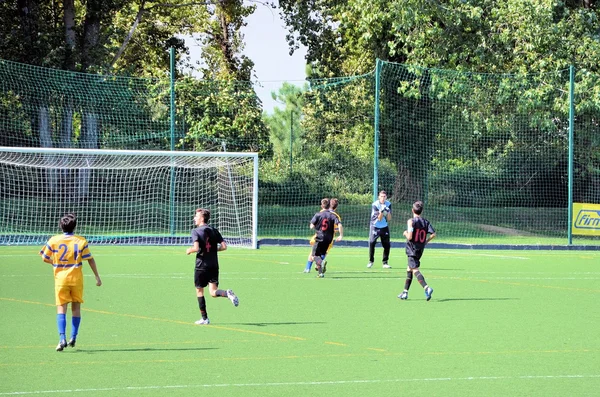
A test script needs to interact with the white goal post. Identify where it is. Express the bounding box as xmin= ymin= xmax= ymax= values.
xmin=0 ymin=147 xmax=259 ymax=248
